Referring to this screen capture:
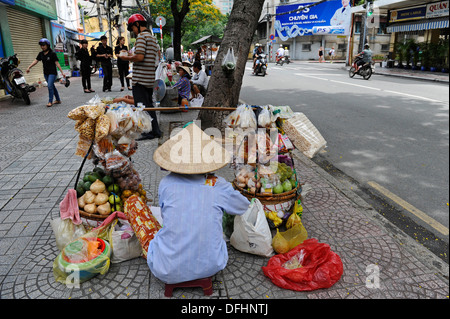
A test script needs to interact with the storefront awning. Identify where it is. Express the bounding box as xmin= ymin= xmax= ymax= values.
xmin=387 ymin=17 xmax=449 ymax=33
